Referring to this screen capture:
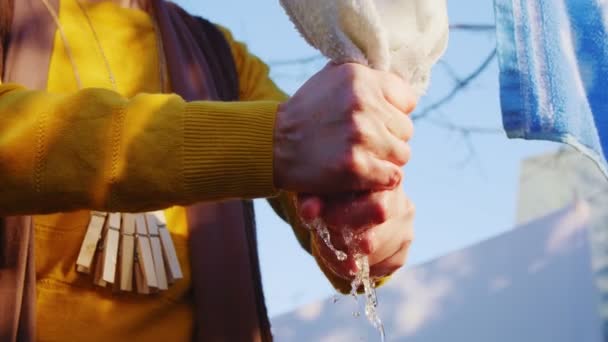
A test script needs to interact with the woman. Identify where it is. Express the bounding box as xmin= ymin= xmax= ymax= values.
xmin=0 ymin=0 xmax=416 ymax=340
